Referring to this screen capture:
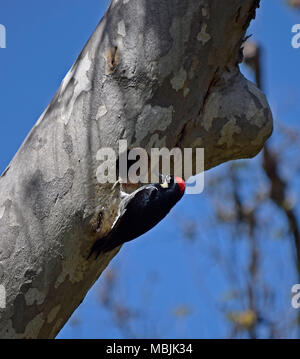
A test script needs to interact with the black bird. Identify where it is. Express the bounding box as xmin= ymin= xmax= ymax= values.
xmin=89 ymin=175 xmax=185 ymax=258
